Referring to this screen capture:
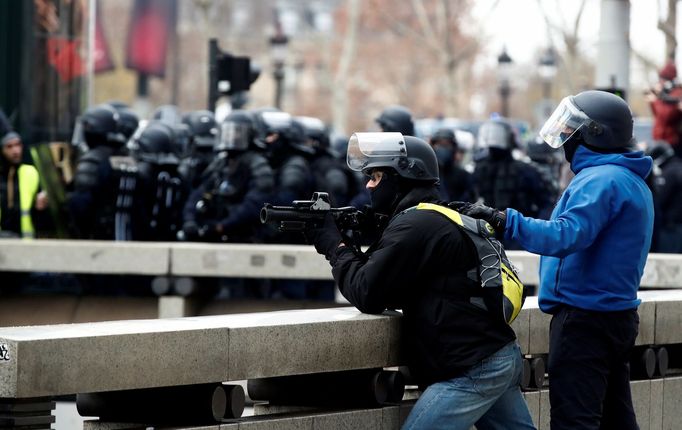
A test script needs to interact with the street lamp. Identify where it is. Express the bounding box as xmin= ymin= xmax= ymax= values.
xmin=269 ymin=21 xmax=289 ymax=110
xmin=497 ymin=48 xmax=513 ymax=118
xmin=538 ymin=47 xmax=557 ymax=119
